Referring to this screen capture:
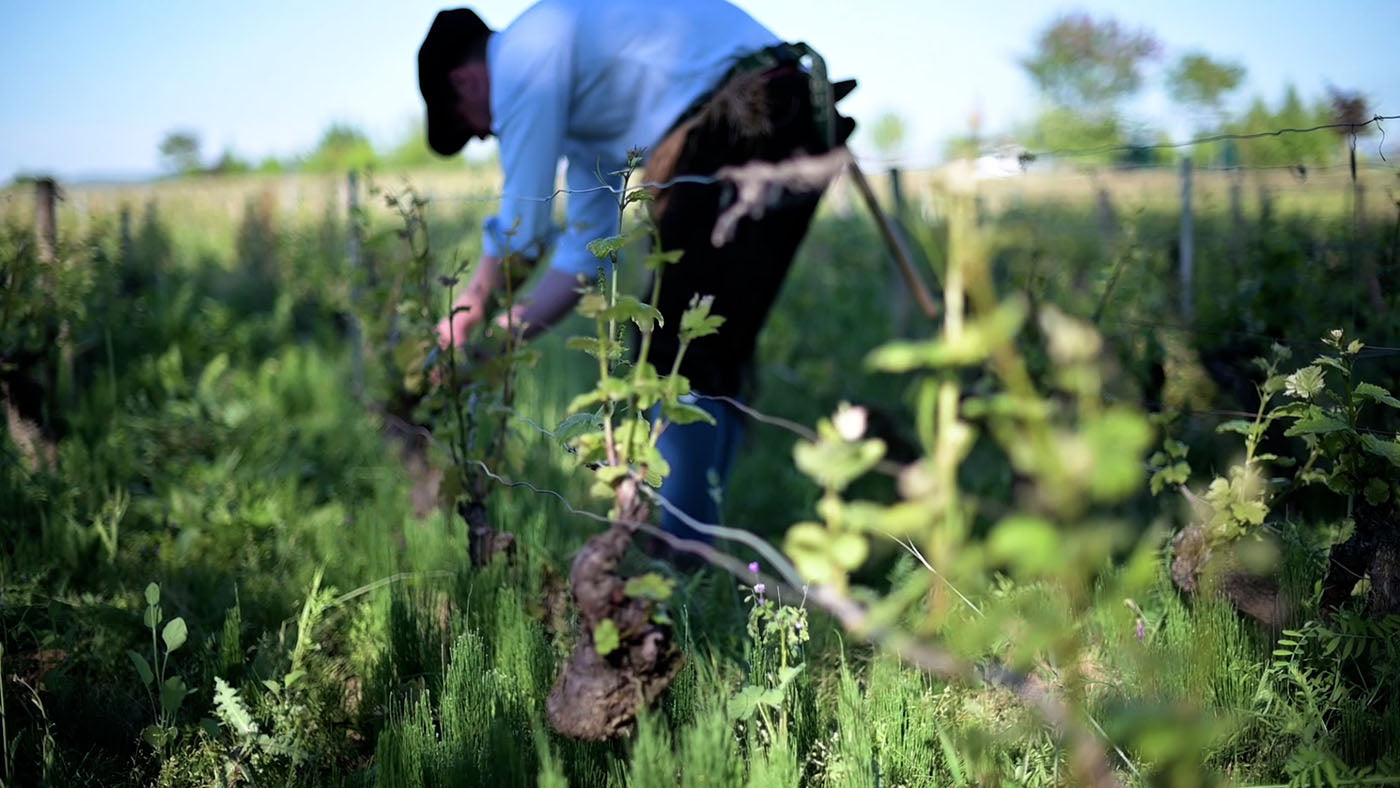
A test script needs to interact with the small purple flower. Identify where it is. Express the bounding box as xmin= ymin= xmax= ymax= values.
xmin=748 ymin=562 xmax=760 ymax=575
xmin=753 ymin=583 xmax=766 ymax=597
xmin=1135 ymin=618 xmax=1146 ymax=642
